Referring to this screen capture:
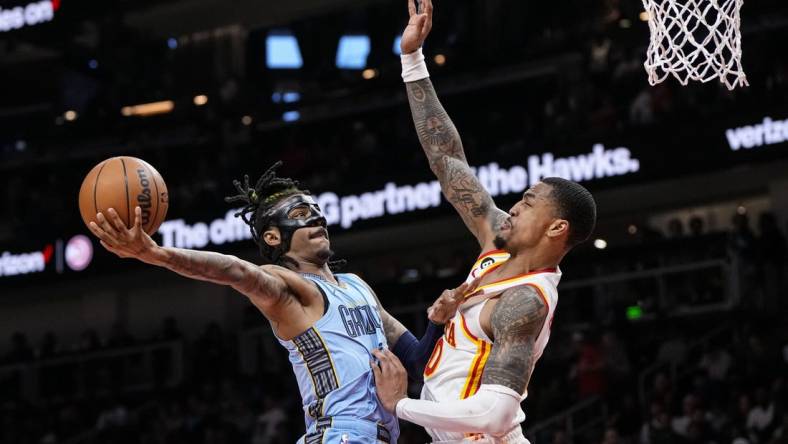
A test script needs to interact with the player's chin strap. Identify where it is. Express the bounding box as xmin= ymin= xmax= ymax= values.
xmin=395 ymin=384 xmax=521 ymax=437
